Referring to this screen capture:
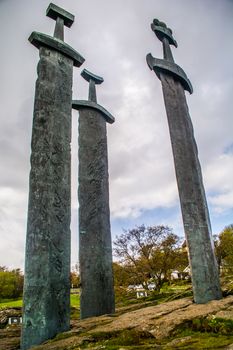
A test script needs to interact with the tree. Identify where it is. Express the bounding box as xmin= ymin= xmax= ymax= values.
xmin=70 ymin=263 xmax=80 ymax=288
xmin=0 ymin=267 xmax=24 ymax=299
xmin=215 ymin=224 xmax=233 ymax=274
xmin=114 ymin=225 xmax=188 ymax=291
xmin=113 ymin=262 xmax=143 ymax=287
xmin=113 ymin=262 xmax=130 ymax=287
